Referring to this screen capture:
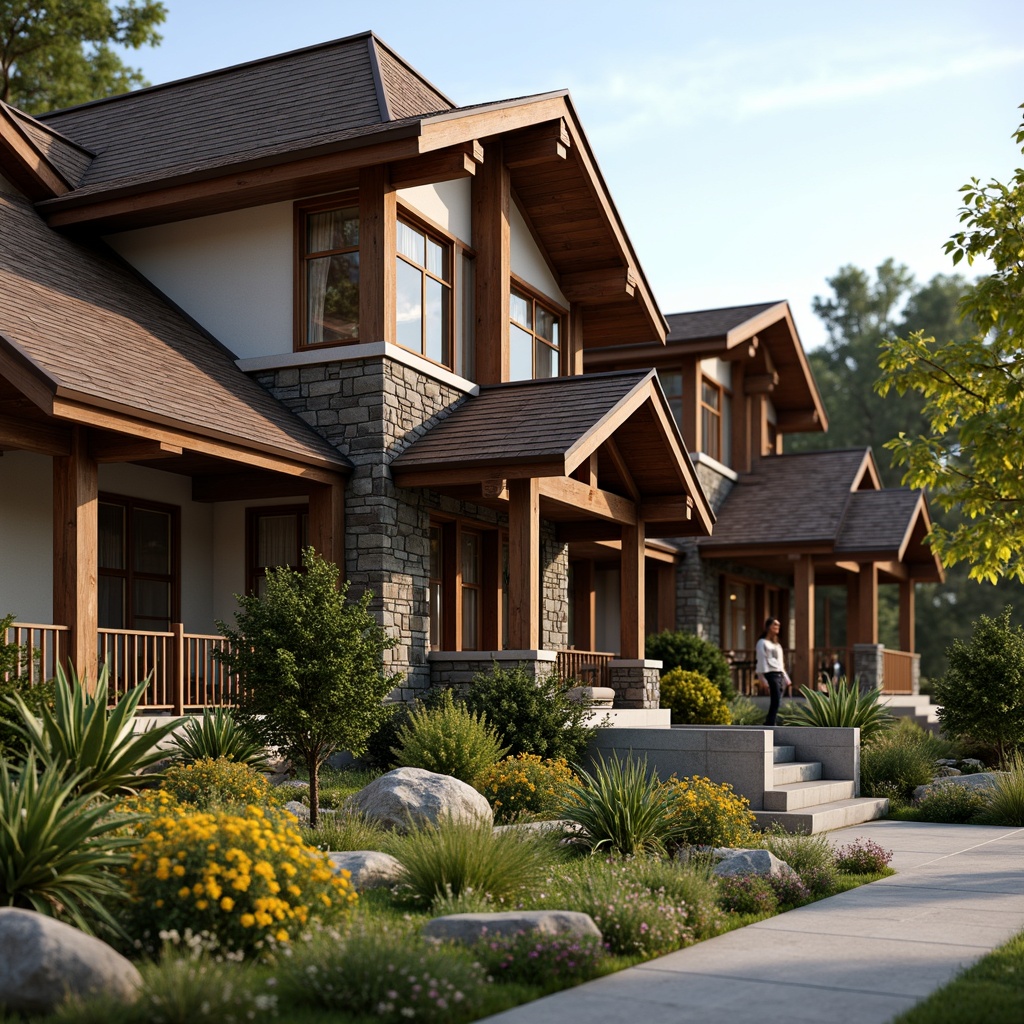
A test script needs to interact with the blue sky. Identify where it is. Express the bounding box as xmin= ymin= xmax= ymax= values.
xmin=126 ymin=0 xmax=1024 ymax=349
